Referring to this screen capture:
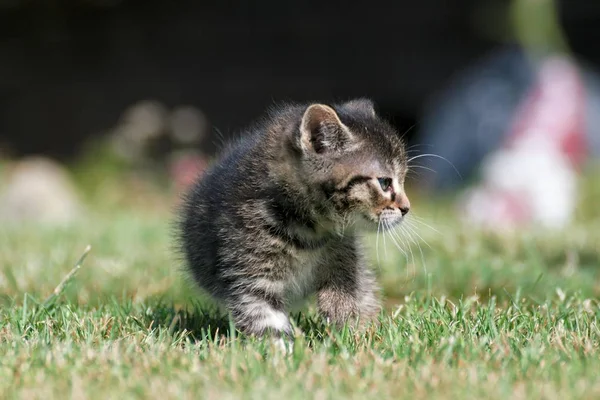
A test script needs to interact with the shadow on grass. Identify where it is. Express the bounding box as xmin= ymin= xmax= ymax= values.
xmin=139 ymin=301 xmax=232 ymax=341
xmin=139 ymin=300 xmax=331 ymax=344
